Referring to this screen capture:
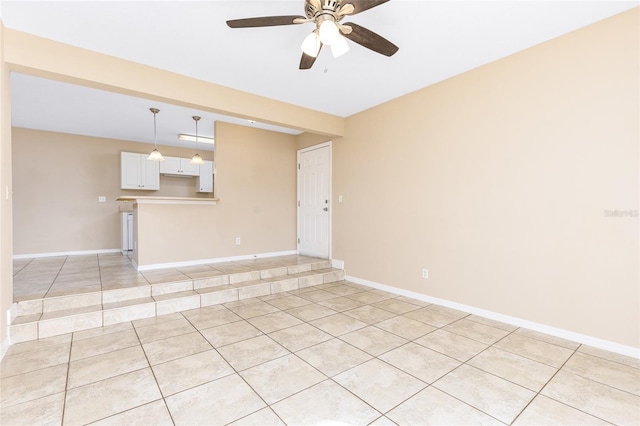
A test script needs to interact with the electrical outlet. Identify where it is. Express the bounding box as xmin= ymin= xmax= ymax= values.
xmin=235 ymin=237 xmax=241 ymax=245
xmin=98 ymin=196 xmax=106 ymax=203
xmin=422 ymin=268 xmax=429 ymax=279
